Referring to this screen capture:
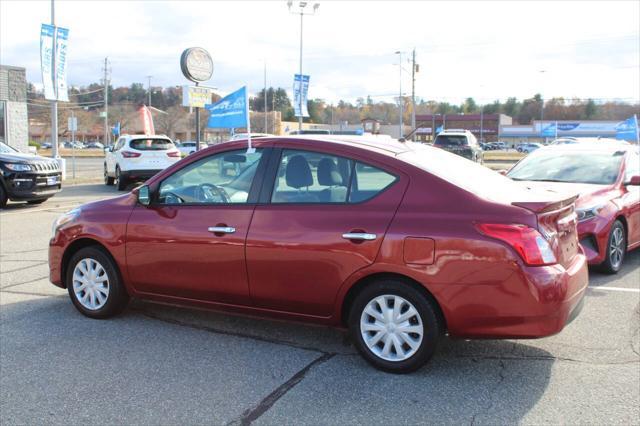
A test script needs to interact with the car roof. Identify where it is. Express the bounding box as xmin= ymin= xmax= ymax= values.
xmin=225 ymin=135 xmax=414 ymax=156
